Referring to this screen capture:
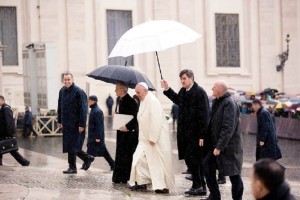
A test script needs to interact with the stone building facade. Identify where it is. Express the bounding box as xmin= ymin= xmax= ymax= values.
xmin=0 ymin=0 xmax=299 ymax=114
